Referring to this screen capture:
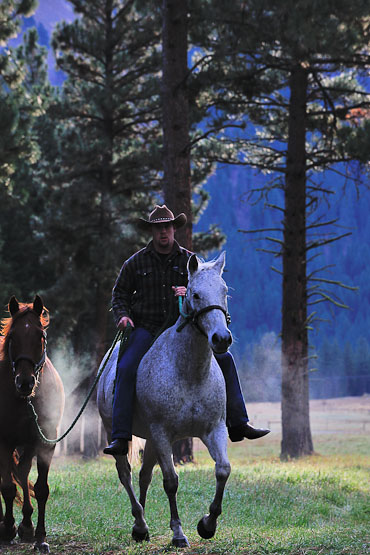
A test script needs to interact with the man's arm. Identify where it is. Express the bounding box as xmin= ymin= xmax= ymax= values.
xmin=112 ymin=260 xmax=135 ymax=328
